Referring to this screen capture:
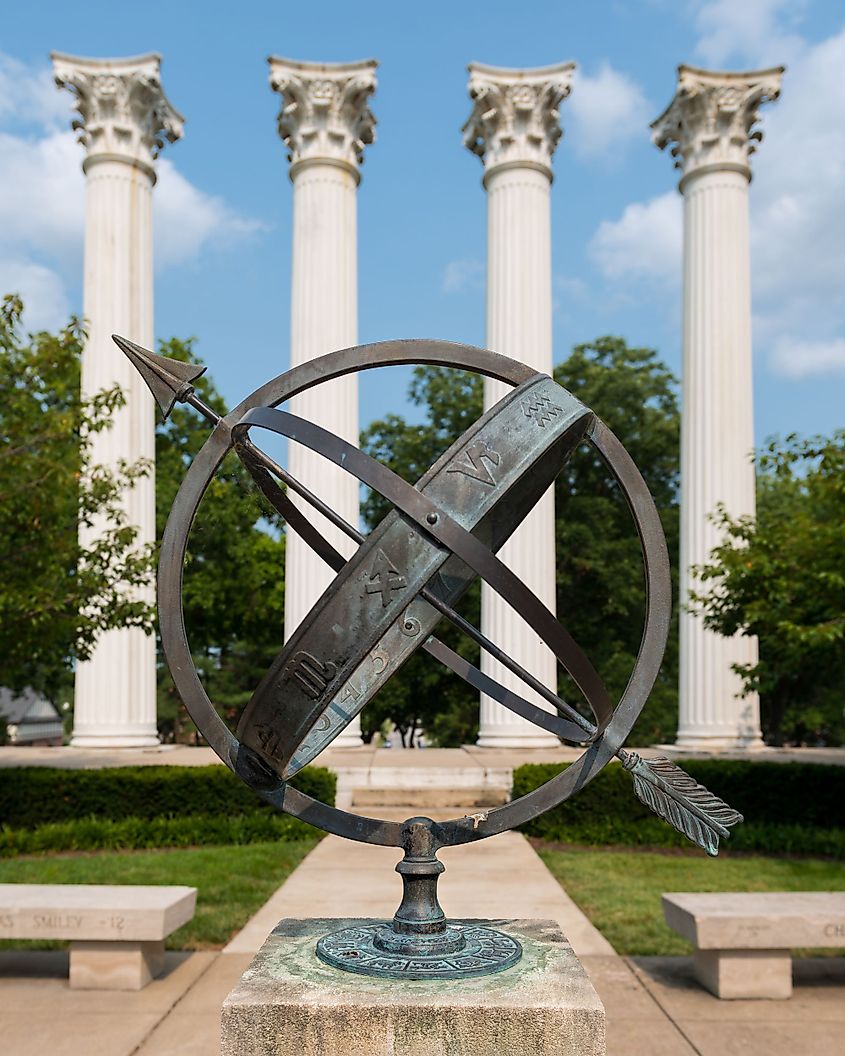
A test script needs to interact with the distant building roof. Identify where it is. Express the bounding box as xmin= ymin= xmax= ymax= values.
xmin=0 ymin=687 xmax=62 ymax=724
